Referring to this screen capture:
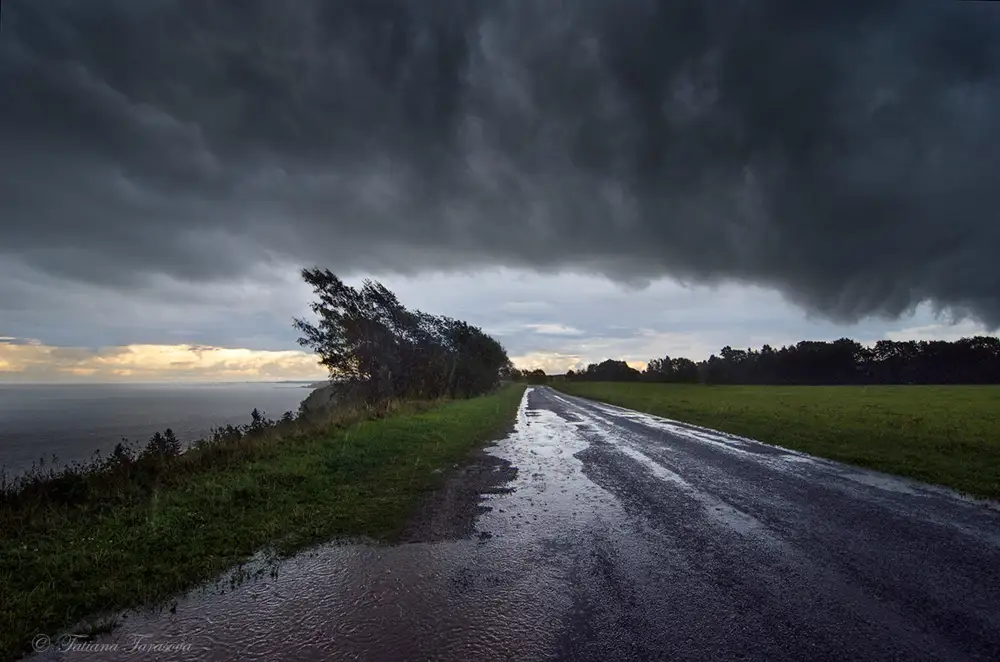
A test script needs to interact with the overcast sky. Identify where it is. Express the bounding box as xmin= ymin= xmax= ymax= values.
xmin=2 ymin=0 xmax=998 ymax=382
